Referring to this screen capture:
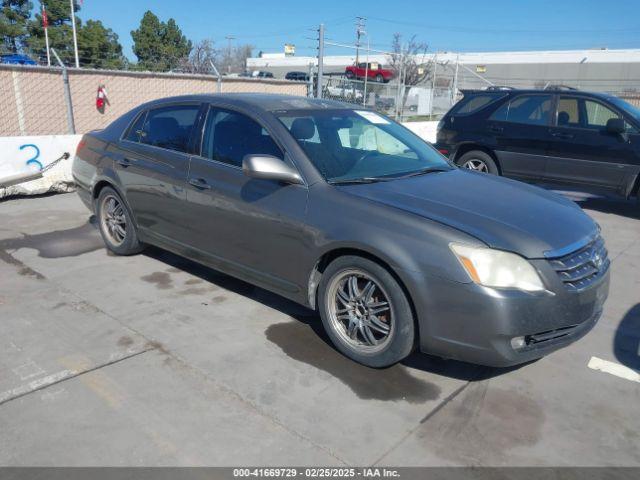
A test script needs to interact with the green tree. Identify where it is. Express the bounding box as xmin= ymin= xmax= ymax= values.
xmin=0 ymin=0 xmax=32 ymax=53
xmin=131 ymin=10 xmax=192 ymax=71
xmin=26 ymin=0 xmax=82 ymax=65
xmin=77 ymin=19 xmax=126 ymax=69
